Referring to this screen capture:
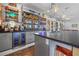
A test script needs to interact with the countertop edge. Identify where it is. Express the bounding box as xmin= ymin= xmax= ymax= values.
xmin=34 ymin=34 xmax=79 ymax=48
